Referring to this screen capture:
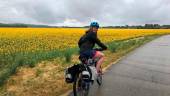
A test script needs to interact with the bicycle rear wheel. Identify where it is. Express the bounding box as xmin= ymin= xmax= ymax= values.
xmin=73 ymin=74 xmax=90 ymax=96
